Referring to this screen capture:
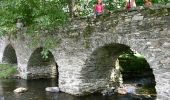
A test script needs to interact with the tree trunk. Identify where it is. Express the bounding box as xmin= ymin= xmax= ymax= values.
xmin=68 ymin=0 xmax=75 ymax=18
